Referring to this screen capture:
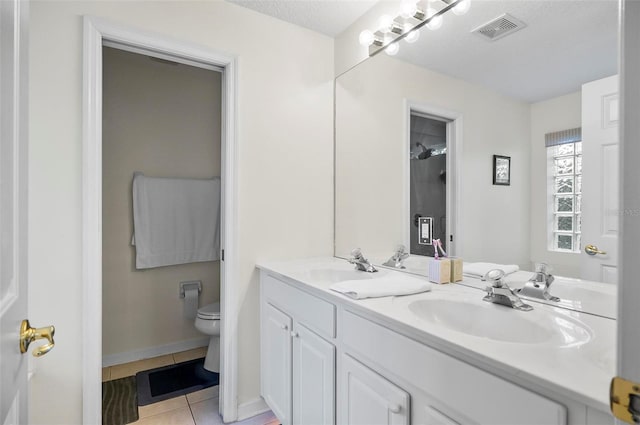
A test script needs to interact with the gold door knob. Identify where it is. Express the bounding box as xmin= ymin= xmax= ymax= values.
xmin=585 ymin=244 xmax=607 ymax=256
xmin=20 ymin=319 xmax=55 ymax=357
